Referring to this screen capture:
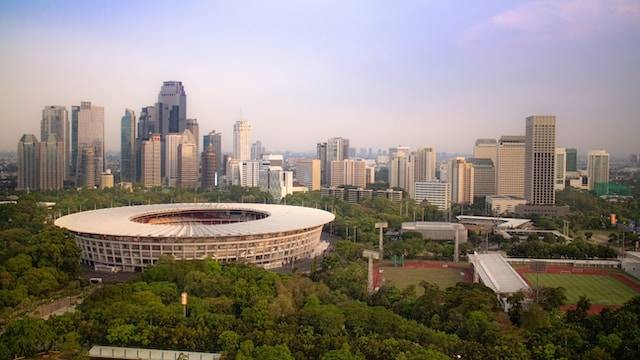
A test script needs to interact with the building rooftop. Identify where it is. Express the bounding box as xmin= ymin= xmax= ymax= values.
xmin=55 ymin=203 xmax=334 ymax=238
xmin=402 ymin=222 xmax=465 ymax=230
xmin=89 ymin=346 xmax=221 ymax=360
xmin=456 ymin=215 xmax=531 ymax=229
